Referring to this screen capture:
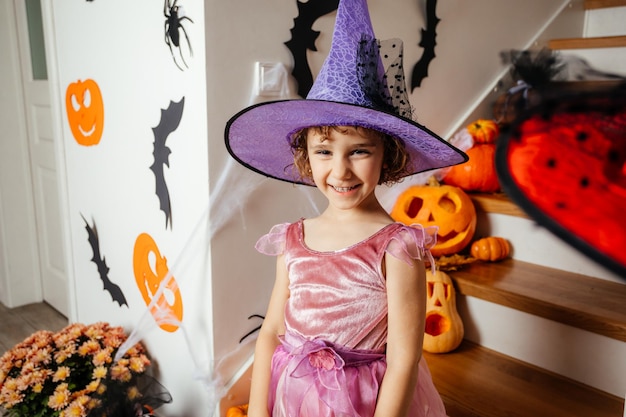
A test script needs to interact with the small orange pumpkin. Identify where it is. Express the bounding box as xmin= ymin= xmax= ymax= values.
xmin=443 ymin=144 xmax=500 ymax=193
xmin=467 ymin=119 xmax=499 ymax=144
xmin=391 ymin=184 xmax=476 ymax=257
xmin=226 ymin=404 xmax=248 ymax=417
xmin=470 ymin=237 xmax=511 ymax=261
xmin=423 ymin=270 xmax=464 ymax=353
